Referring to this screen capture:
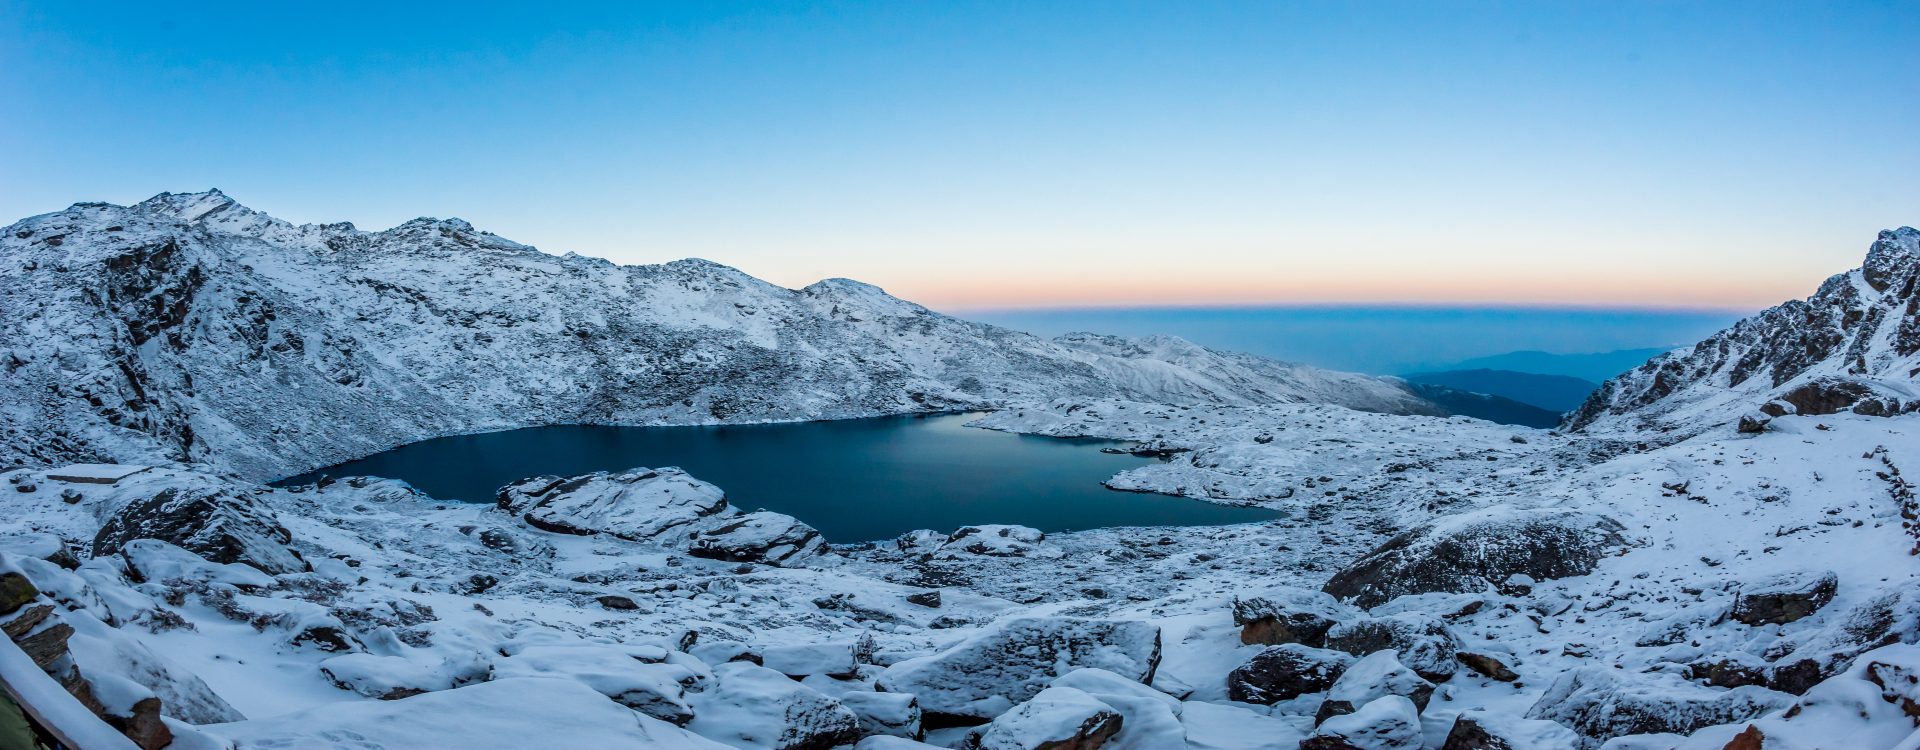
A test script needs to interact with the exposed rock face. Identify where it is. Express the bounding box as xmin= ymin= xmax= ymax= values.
xmin=964 ymin=686 xmax=1122 ymax=750
xmin=1568 ymin=227 xmax=1920 ymax=433
xmin=0 ymin=190 xmax=1439 ymax=480
xmin=1226 ymin=644 xmax=1353 ymax=704
xmin=688 ymin=662 xmax=860 ymax=750
xmin=91 ymin=484 xmax=306 ymax=574
xmin=1230 ymin=587 xmax=1356 ymax=648
xmin=937 ymin=525 xmax=1047 ymax=558
xmin=875 ymin=617 xmax=1161 ymax=723
xmin=1524 ymin=668 xmax=1794 ymax=747
xmin=1727 ymin=570 xmax=1838 ymax=626
xmin=1324 ymin=614 xmax=1461 ymax=682
xmin=1322 ymin=506 xmax=1627 ymax=609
